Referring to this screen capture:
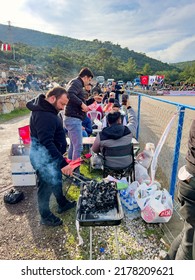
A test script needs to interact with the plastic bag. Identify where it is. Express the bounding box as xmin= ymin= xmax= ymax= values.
xmin=93 ymin=118 xmax=102 ymax=130
xmin=4 ymin=189 xmax=24 ymax=204
xmin=134 ymin=182 xmax=159 ymax=210
xmin=135 ymin=162 xmax=150 ymax=183
xmin=104 ymin=175 xmax=129 ymax=190
xmin=141 ymin=188 xmax=173 ymax=223
xmin=90 ymin=152 xmax=103 ymax=169
xmin=136 ymin=142 xmax=155 ymax=169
